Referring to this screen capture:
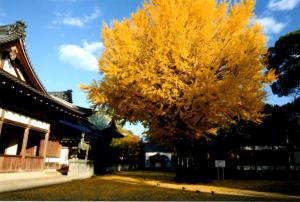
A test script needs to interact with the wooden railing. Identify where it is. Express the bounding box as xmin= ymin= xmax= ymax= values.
xmin=0 ymin=155 xmax=44 ymax=172
xmin=23 ymin=156 xmax=44 ymax=171
xmin=0 ymin=155 xmax=22 ymax=171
